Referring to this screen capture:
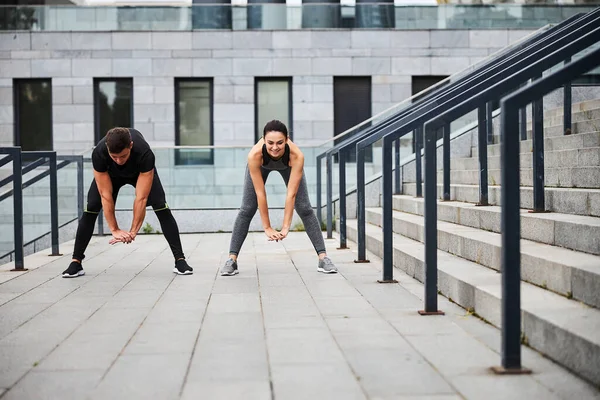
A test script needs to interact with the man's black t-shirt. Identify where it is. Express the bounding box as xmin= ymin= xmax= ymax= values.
xmin=92 ymin=128 xmax=155 ymax=181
